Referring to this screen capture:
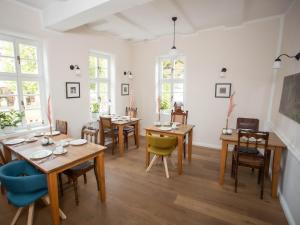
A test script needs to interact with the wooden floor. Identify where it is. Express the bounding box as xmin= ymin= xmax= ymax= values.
xmin=0 ymin=137 xmax=288 ymax=225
